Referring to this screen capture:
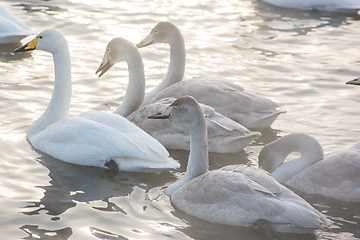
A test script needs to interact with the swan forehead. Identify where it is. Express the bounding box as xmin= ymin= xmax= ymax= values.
xmin=149 ymin=22 xmax=176 ymax=42
xmin=106 ymin=37 xmax=130 ymax=62
xmin=36 ymin=28 xmax=66 ymax=51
